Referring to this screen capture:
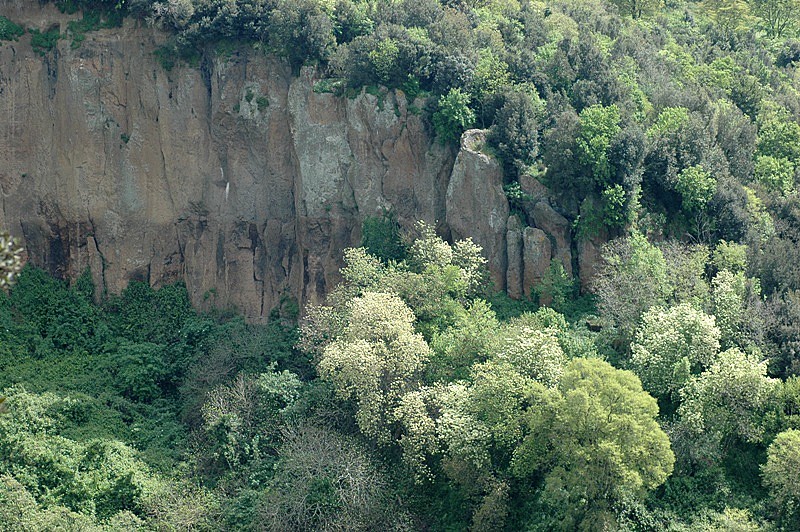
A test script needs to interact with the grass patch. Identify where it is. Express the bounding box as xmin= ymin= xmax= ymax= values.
xmin=66 ymin=9 xmax=122 ymax=49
